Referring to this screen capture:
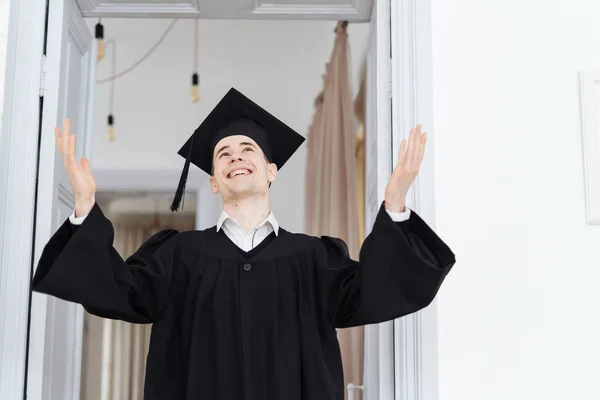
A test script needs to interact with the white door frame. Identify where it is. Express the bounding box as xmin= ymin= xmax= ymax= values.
xmin=361 ymin=0 xmax=395 ymax=398
xmin=0 ymin=0 xmax=48 ymax=398
xmin=391 ymin=1 xmax=439 ymax=400
xmin=26 ymin=0 xmax=97 ymax=397
xmin=363 ymin=0 xmax=439 ymax=399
